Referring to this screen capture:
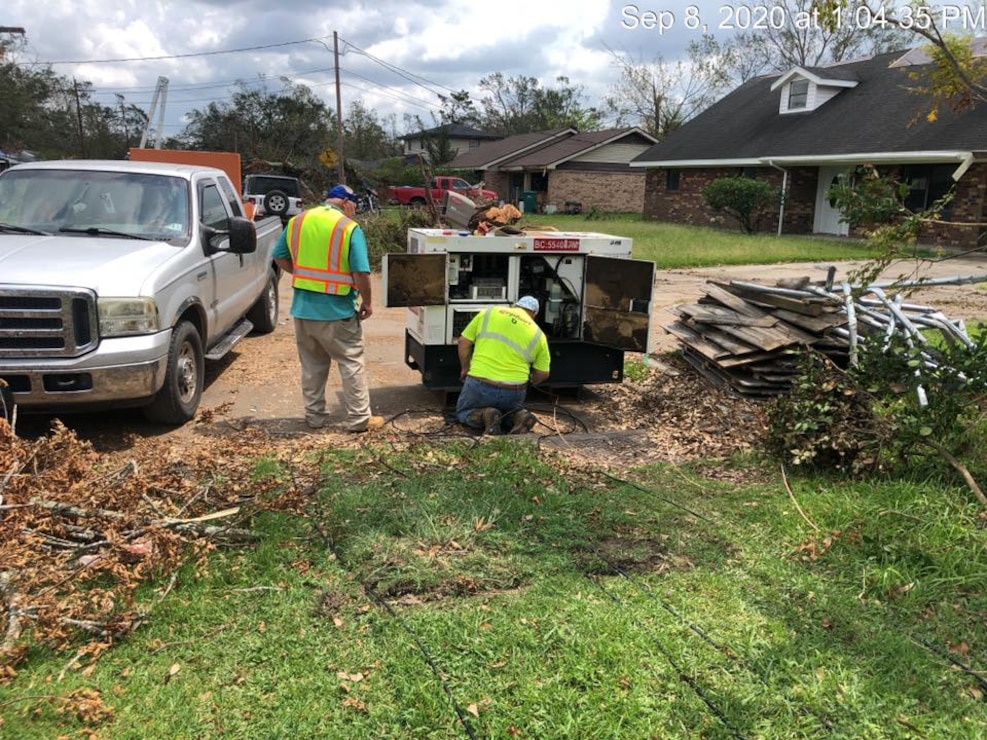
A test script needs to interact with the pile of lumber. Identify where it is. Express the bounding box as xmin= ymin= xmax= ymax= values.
xmin=665 ymin=273 xmax=985 ymax=399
